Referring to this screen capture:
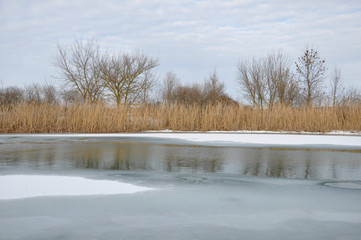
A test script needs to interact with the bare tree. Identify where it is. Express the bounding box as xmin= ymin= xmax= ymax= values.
xmin=340 ymin=87 xmax=361 ymax=106
xmin=203 ymin=68 xmax=225 ymax=105
xmin=61 ymin=89 xmax=83 ymax=105
xmin=54 ymin=39 xmax=104 ymax=104
xmin=162 ymin=71 xmax=180 ymax=104
xmin=0 ymin=86 xmax=23 ymax=108
xmin=264 ymin=54 xmax=278 ymax=108
xmin=329 ymin=67 xmax=344 ymax=107
xmin=99 ymin=51 xmax=159 ymax=105
xmin=237 ymin=52 xmax=301 ymax=108
xmin=283 ymin=77 xmax=300 ymax=107
xmin=264 ymin=51 xmax=298 ymax=107
xmin=160 ymin=70 xmax=235 ymax=106
xmin=267 ymin=52 xmax=300 ymax=107
xmin=24 ymin=83 xmax=42 ymax=104
xmin=172 ymin=84 xmax=203 ymax=106
xmin=236 ymin=58 xmax=266 ymax=109
xmin=136 ymin=71 xmax=157 ymax=104
xmin=42 ymin=83 xmax=59 ymax=105
xmin=295 ymin=46 xmax=326 ymax=106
